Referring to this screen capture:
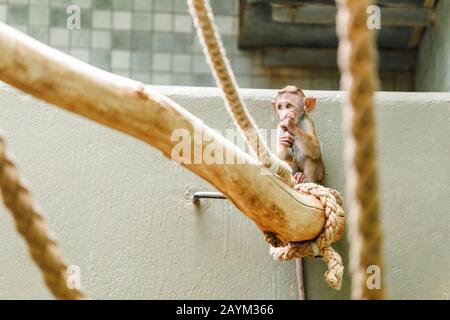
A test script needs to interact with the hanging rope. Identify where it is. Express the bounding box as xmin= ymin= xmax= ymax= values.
xmin=0 ymin=130 xmax=85 ymax=300
xmin=335 ymin=0 xmax=385 ymax=299
xmin=188 ymin=0 xmax=296 ymax=187
xmin=270 ymin=183 xmax=344 ymax=290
